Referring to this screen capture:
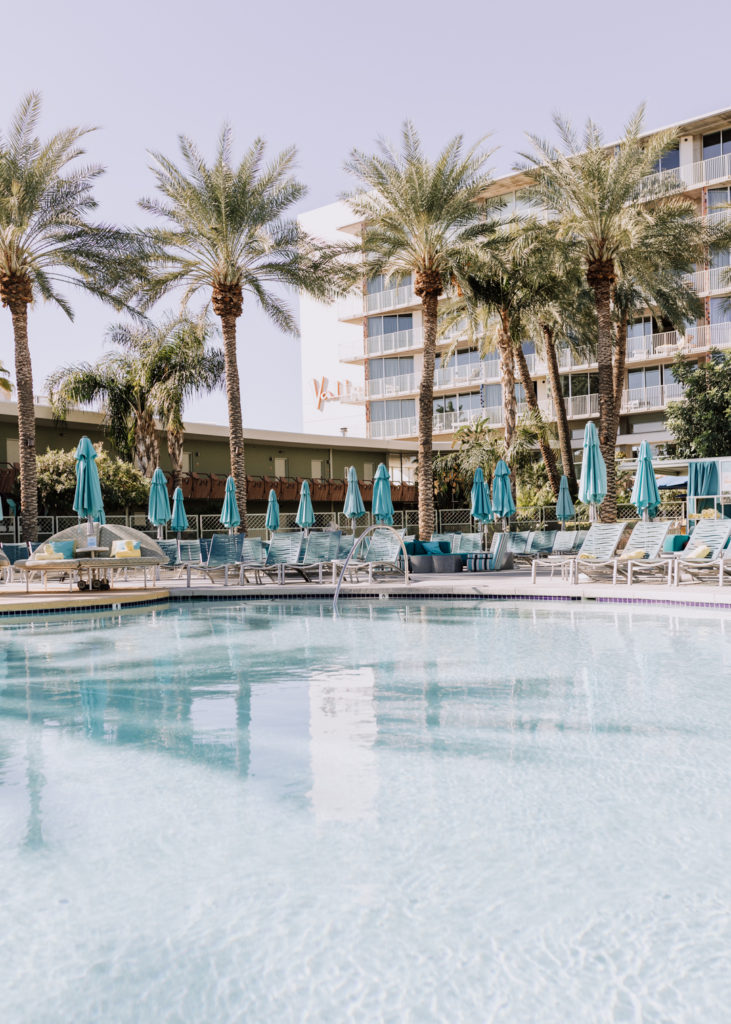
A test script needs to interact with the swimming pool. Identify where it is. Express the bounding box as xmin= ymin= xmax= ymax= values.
xmin=1 ymin=600 xmax=730 ymax=1023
